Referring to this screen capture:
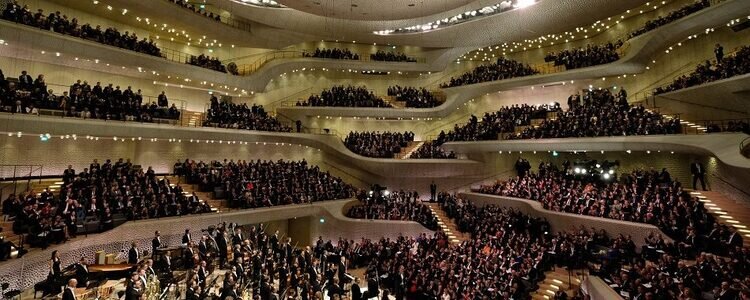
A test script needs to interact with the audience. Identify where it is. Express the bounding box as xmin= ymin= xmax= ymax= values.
xmin=296 ymin=85 xmax=392 ymax=108
xmin=440 ymin=58 xmax=539 ymax=87
xmin=655 ymin=45 xmax=750 ymax=94
xmin=370 ymin=51 xmax=416 ymax=62
xmin=628 ymin=0 xmax=711 ymax=39
xmin=0 ymin=73 xmax=180 ymax=121
xmin=544 ymin=41 xmax=623 ymax=70
xmin=435 ymin=103 xmax=560 ymax=143
xmin=303 ymin=48 xmax=359 ymax=60
xmin=181 ymin=159 xmax=356 ymax=209
xmin=387 ymin=86 xmax=442 ymax=108
xmin=168 ymin=0 xmax=222 ymax=22
xmin=2 ymin=2 xmax=161 ymax=57
xmin=344 ymin=131 xmax=414 ymax=158
xmin=3 ymin=159 xmax=210 ymax=249
xmin=203 ymin=95 xmax=291 ymax=132
xmin=346 ymin=189 xmax=438 ymax=230
xmin=188 ymin=54 xmax=231 ymax=74
xmin=706 ymin=120 xmax=750 ymax=135
xmin=410 ymin=142 xmax=457 ymax=159
xmin=509 ymin=89 xmax=681 ymax=139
